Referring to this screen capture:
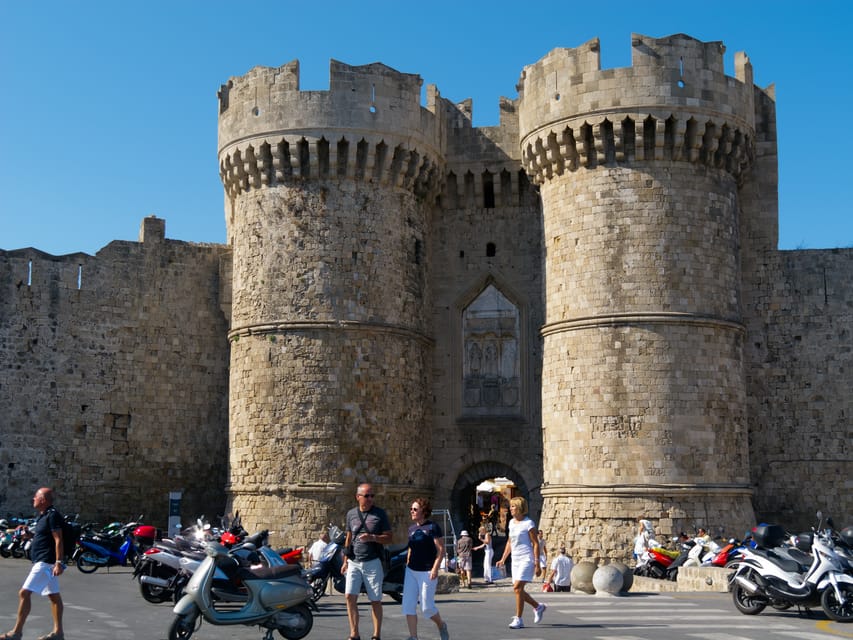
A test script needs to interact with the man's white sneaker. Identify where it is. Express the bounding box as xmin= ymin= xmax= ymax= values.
xmin=534 ymin=602 xmax=547 ymax=624
xmin=508 ymin=616 xmax=524 ymax=629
